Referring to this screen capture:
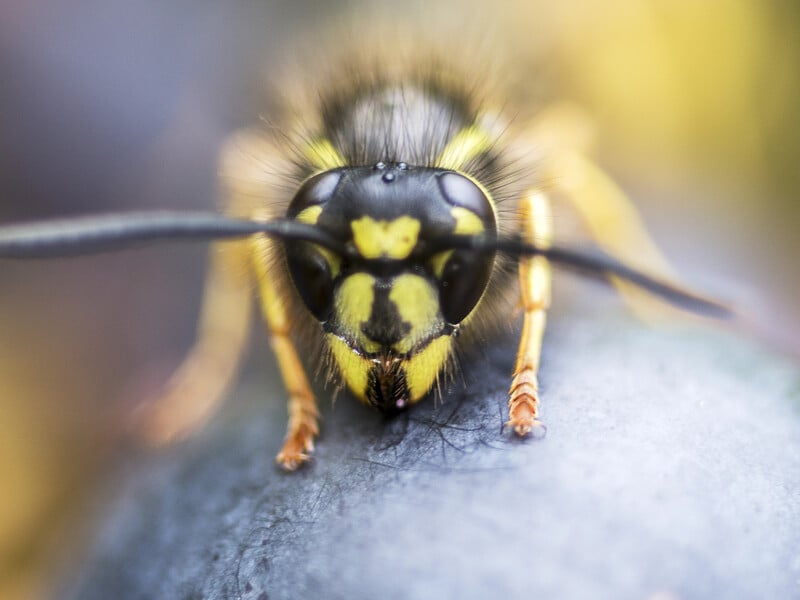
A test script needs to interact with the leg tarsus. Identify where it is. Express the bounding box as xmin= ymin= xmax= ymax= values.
xmin=507 ymin=191 xmax=551 ymax=438
xmin=275 ymin=391 xmax=320 ymax=471
xmin=276 ymin=422 xmax=318 ymax=471
xmin=506 ymin=369 xmax=545 ymax=437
